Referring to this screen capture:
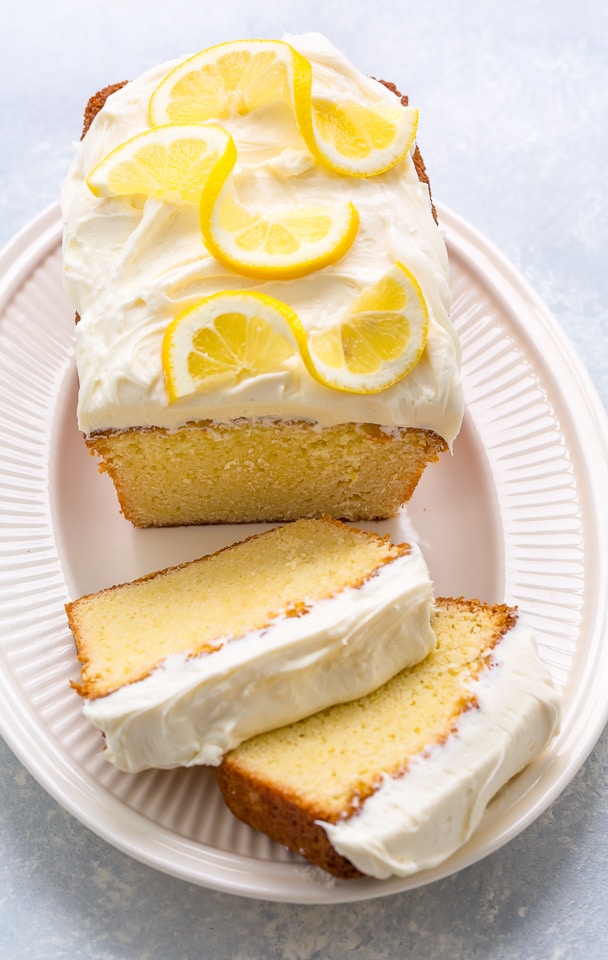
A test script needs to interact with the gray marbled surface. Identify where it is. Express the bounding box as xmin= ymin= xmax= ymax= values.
xmin=1 ymin=1 xmax=607 ymax=957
